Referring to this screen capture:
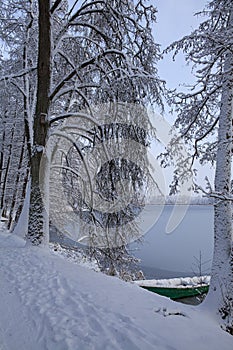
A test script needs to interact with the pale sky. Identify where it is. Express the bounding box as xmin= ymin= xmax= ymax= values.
xmin=152 ymin=1 xmax=215 ymax=192
xmin=155 ymin=0 xmax=208 ymax=89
